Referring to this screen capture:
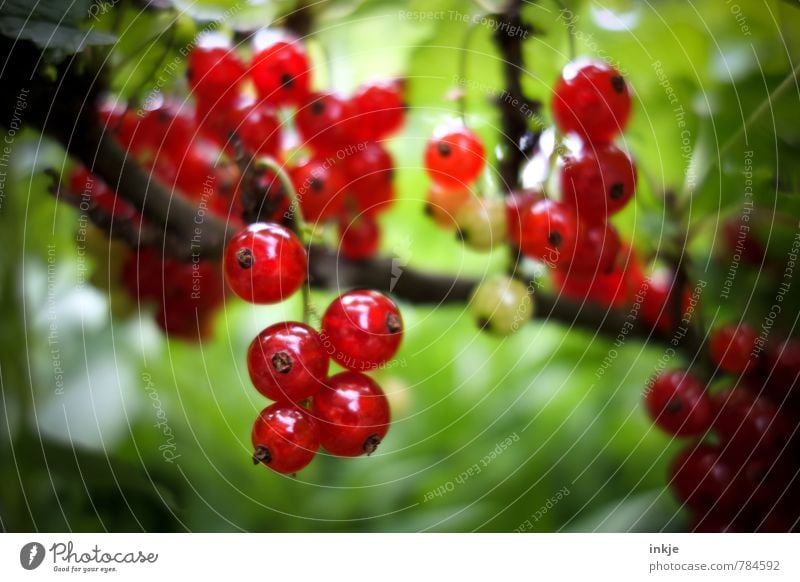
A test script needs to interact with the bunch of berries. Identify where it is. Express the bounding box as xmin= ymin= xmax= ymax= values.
xmin=645 ymin=326 xmax=800 ymax=531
